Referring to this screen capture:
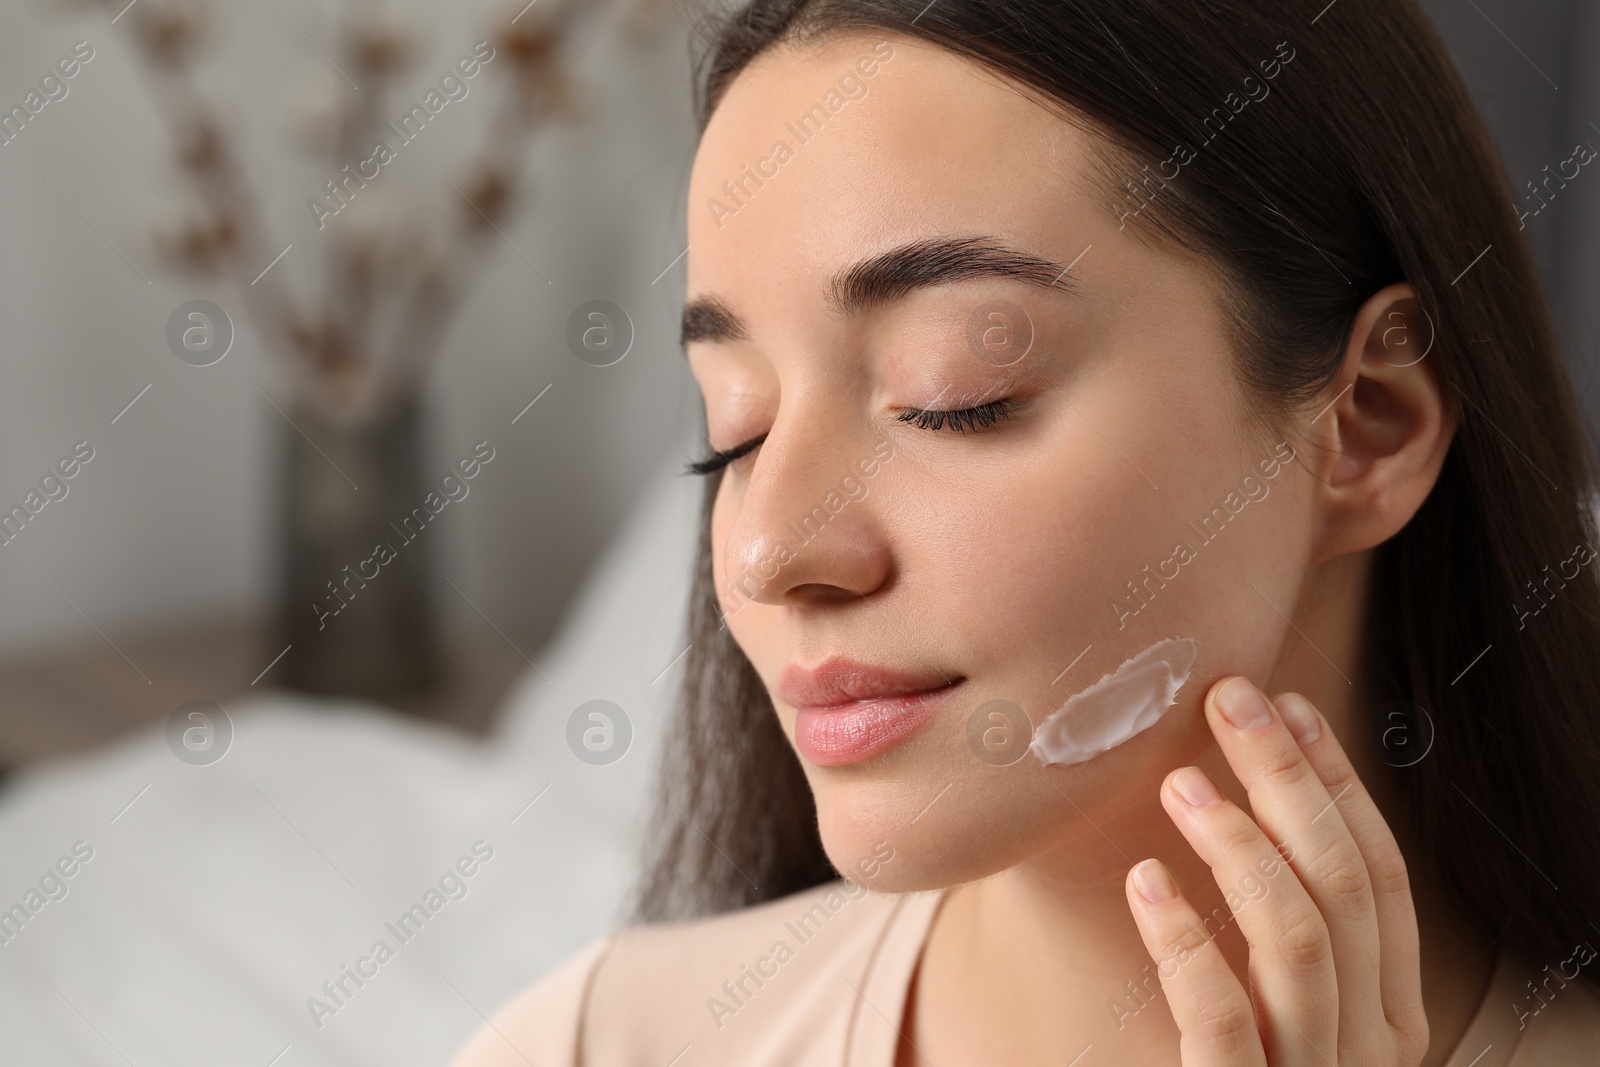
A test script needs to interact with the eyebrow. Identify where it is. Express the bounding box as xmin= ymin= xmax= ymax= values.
xmin=680 ymin=234 xmax=1079 ymax=348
